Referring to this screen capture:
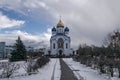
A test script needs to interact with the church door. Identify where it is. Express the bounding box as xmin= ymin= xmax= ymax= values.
xmin=59 ymin=50 xmax=63 ymax=58
xmin=59 ymin=50 xmax=62 ymax=56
